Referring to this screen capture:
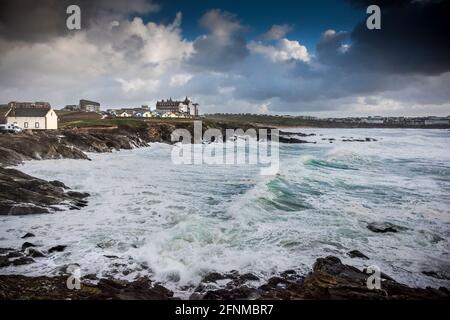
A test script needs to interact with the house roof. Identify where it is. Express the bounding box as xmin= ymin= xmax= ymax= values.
xmin=8 ymin=107 xmax=51 ymax=117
